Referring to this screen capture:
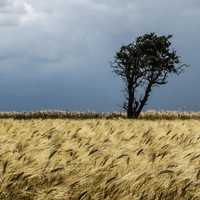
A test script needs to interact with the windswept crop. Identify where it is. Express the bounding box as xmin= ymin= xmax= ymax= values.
xmin=0 ymin=118 xmax=200 ymax=199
